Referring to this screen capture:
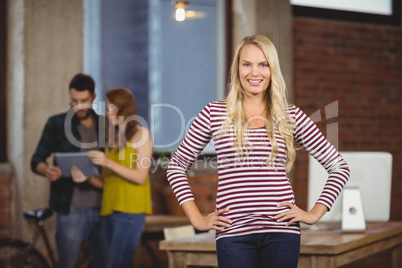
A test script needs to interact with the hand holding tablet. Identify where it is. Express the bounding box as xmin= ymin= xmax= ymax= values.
xmin=87 ymin=150 xmax=109 ymax=167
xmin=54 ymin=152 xmax=100 ymax=178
